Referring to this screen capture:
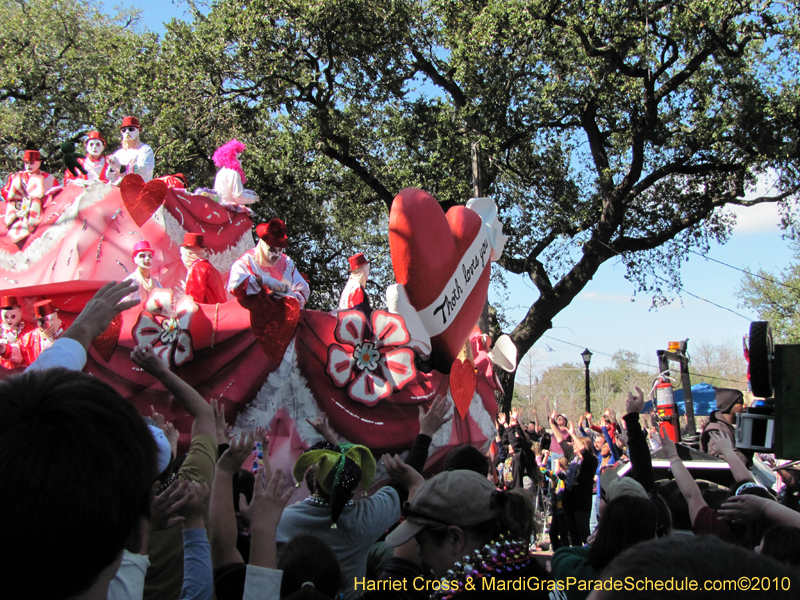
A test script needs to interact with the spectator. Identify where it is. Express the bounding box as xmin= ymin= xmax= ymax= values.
xmin=1 ymin=281 xmax=154 ymax=599
xmin=563 ymin=436 xmax=598 ymax=545
xmin=383 ymin=470 xmax=560 ymax=599
xmin=131 ymin=343 xmax=219 ymax=599
xmin=552 ymin=495 xmax=658 ymax=600
xmin=758 ymin=525 xmax=800 ymax=567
